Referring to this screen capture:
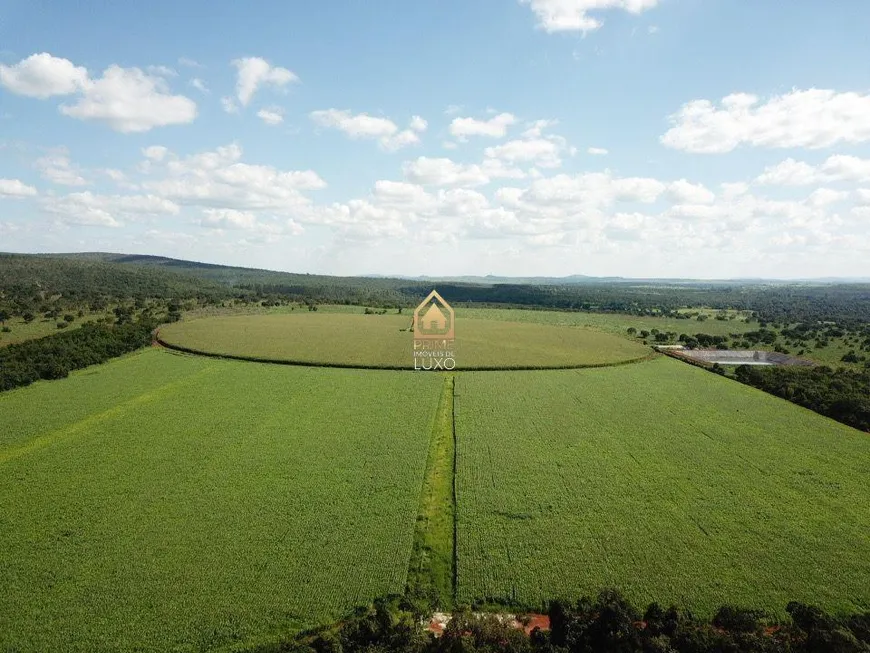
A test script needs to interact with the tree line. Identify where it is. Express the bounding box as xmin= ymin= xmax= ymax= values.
xmin=4 ymin=253 xmax=870 ymax=326
xmin=733 ymin=365 xmax=870 ymax=432
xmin=0 ymin=317 xmax=156 ymax=392
xmin=245 ymin=590 xmax=869 ymax=653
